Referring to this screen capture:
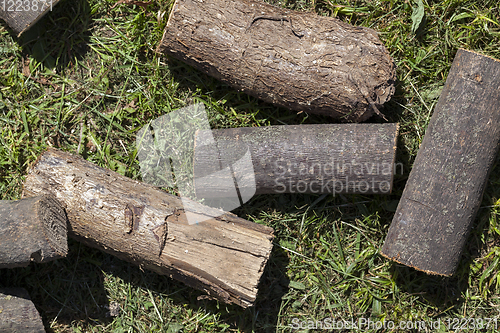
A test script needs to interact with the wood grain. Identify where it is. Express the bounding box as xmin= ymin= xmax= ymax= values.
xmin=194 ymin=124 xmax=399 ymax=196
xmin=22 ymin=148 xmax=274 ymax=307
xmin=0 ymin=195 xmax=67 ymax=269
xmin=0 ymin=0 xmax=60 ymax=36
